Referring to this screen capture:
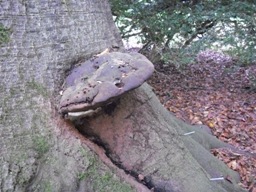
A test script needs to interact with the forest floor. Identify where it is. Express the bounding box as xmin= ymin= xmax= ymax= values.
xmin=147 ymin=50 xmax=256 ymax=191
